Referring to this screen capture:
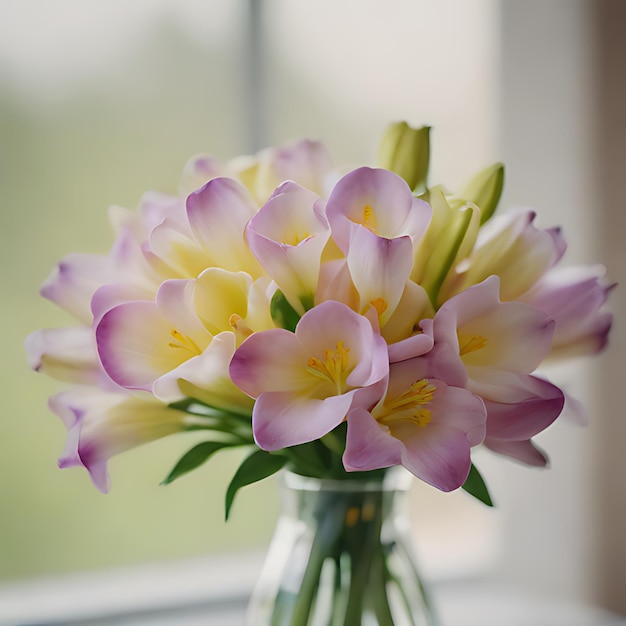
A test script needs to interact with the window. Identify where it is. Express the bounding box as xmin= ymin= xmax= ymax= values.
xmin=3 ymin=0 xmax=622 ymax=620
